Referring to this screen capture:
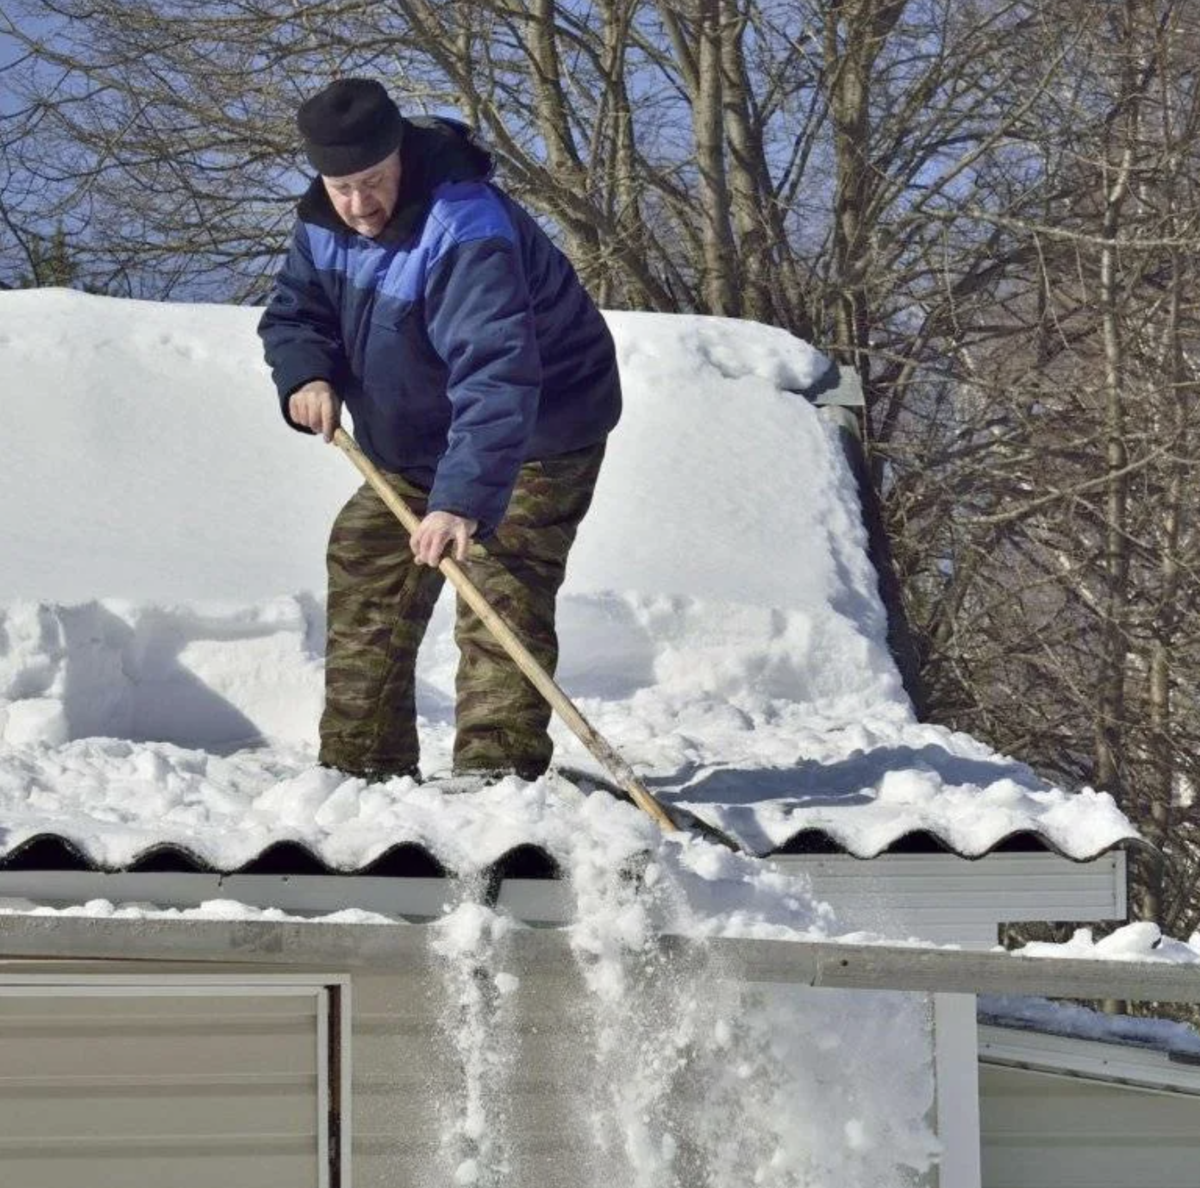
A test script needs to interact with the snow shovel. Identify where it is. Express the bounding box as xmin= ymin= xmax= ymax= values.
xmin=332 ymin=428 xmax=681 ymax=837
